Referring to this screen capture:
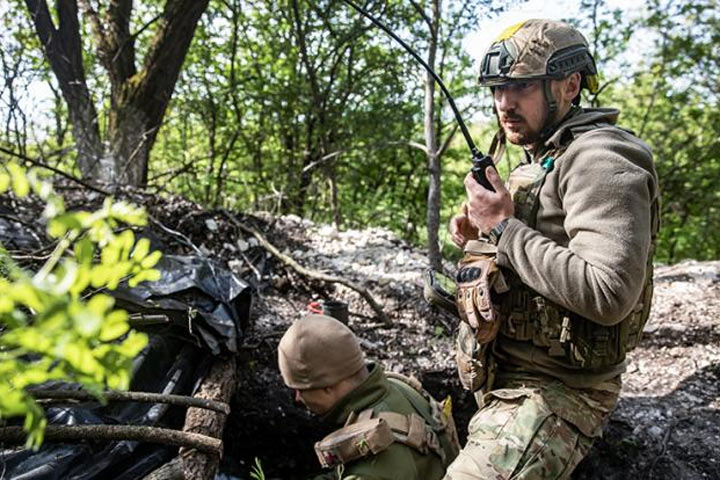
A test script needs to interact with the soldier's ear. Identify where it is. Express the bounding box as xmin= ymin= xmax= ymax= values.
xmin=564 ymin=72 xmax=582 ymax=102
